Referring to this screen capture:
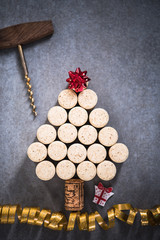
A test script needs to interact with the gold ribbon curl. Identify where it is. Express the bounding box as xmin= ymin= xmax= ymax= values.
xmin=0 ymin=204 xmax=159 ymax=231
